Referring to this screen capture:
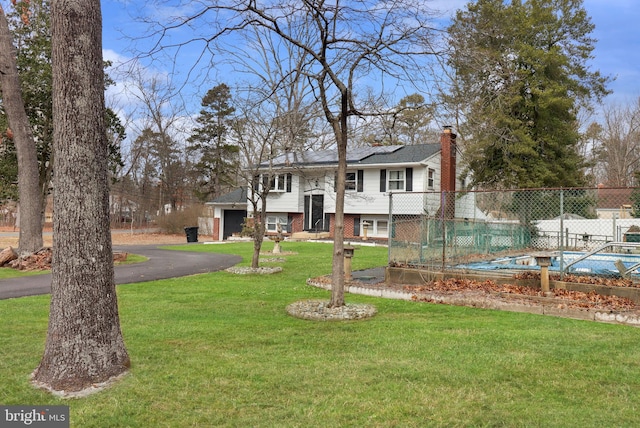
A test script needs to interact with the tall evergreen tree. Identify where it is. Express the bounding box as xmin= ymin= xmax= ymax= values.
xmin=2 ymin=0 xmax=123 ymax=215
xmin=395 ymin=94 xmax=434 ymax=145
xmin=188 ymin=83 xmax=239 ymax=201
xmin=8 ymin=0 xmax=53 ymax=205
xmin=0 ymin=126 xmax=18 ymax=201
xmin=446 ymin=0 xmax=610 ymax=189
xmin=0 ymin=2 xmax=43 ymax=253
